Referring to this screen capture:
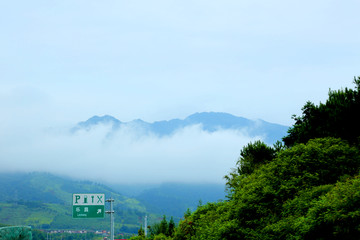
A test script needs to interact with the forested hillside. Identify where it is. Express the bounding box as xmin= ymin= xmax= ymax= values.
xmin=0 ymin=172 xmax=225 ymax=234
xmin=0 ymin=172 xmax=150 ymax=233
xmin=134 ymin=77 xmax=360 ymax=240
